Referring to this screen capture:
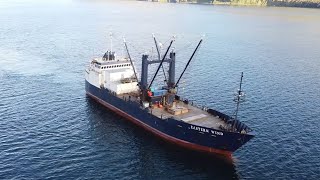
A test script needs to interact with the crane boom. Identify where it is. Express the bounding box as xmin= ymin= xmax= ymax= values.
xmin=175 ymin=39 xmax=203 ymax=87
